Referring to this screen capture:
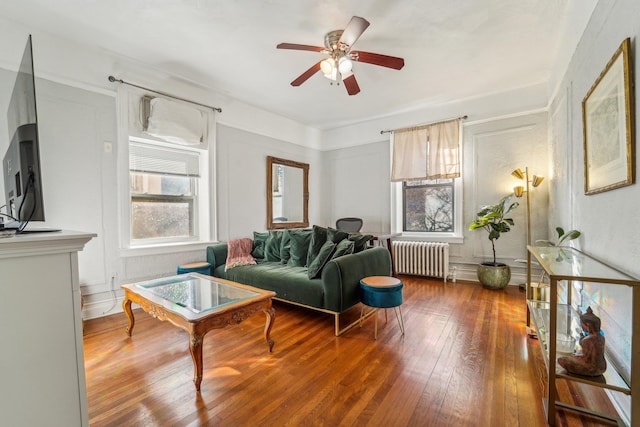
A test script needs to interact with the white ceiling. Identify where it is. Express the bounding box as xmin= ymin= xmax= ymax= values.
xmin=0 ymin=1 xmax=596 ymax=129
